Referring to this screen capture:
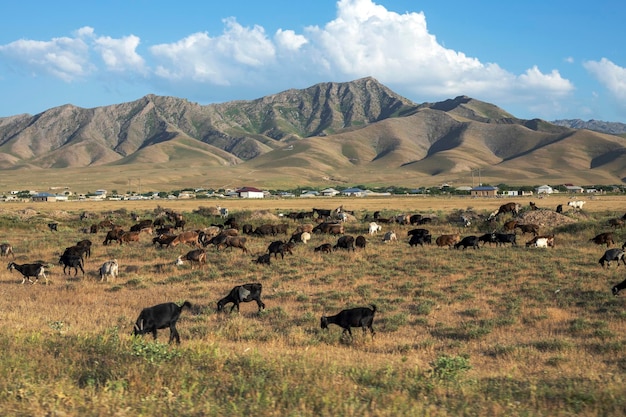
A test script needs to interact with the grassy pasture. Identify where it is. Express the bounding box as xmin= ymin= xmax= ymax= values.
xmin=1 ymin=195 xmax=626 ymax=416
